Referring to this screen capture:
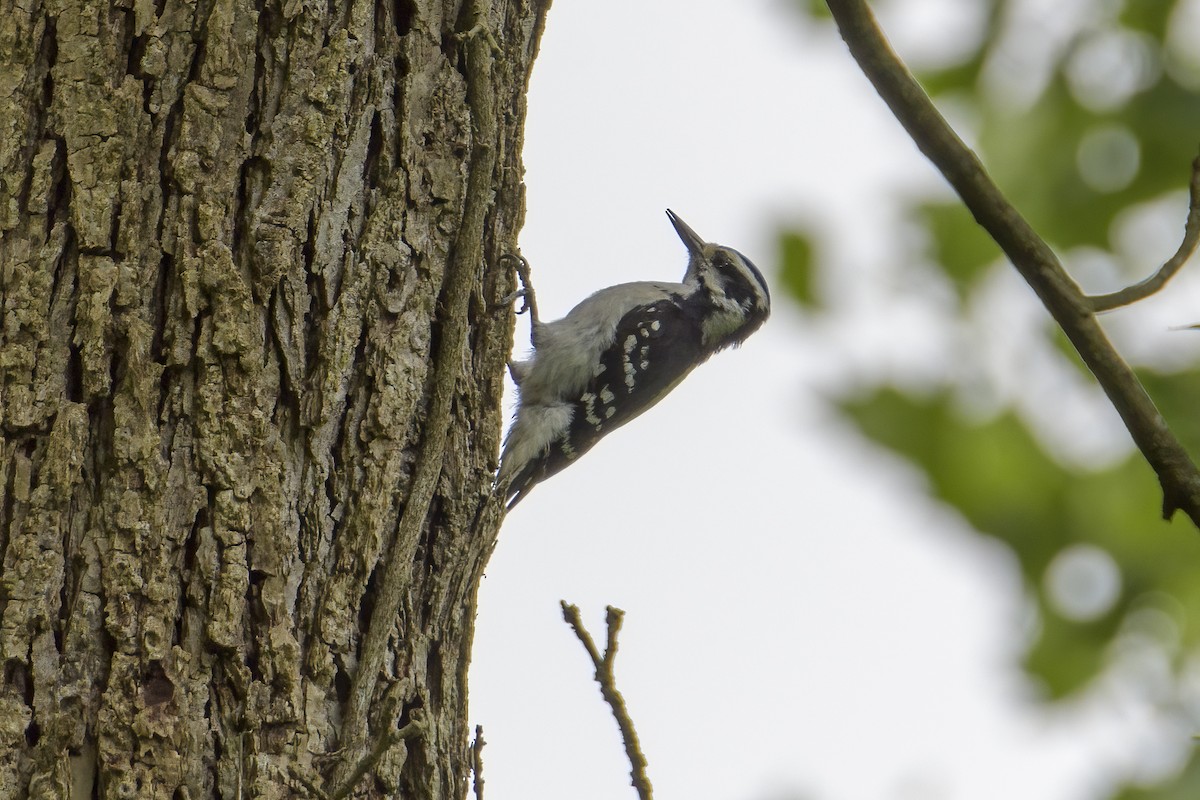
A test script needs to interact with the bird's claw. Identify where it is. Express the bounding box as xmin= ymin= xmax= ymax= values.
xmin=498 ymin=253 xmax=538 ymax=324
